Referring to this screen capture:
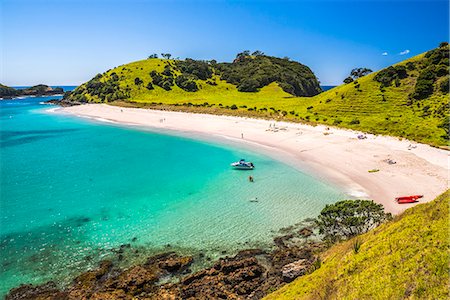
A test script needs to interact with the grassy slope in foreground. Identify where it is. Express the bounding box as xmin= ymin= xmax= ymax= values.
xmin=265 ymin=190 xmax=449 ymax=300
xmin=66 ymin=45 xmax=449 ymax=146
